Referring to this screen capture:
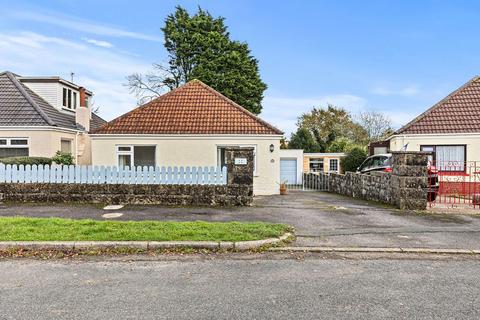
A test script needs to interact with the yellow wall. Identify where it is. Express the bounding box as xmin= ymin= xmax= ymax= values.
xmin=389 ymin=134 xmax=480 ymax=162
xmin=0 ymin=128 xmax=91 ymax=165
xmin=91 ymin=135 xmax=281 ymax=195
